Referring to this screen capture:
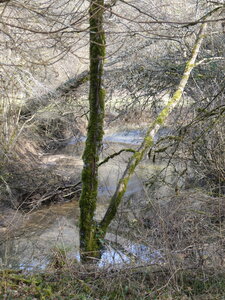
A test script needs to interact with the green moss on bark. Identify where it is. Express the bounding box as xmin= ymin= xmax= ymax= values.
xmin=79 ymin=0 xmax=105 ymax=262
xmin=99 ymin=21 xmax=208 ymax=236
